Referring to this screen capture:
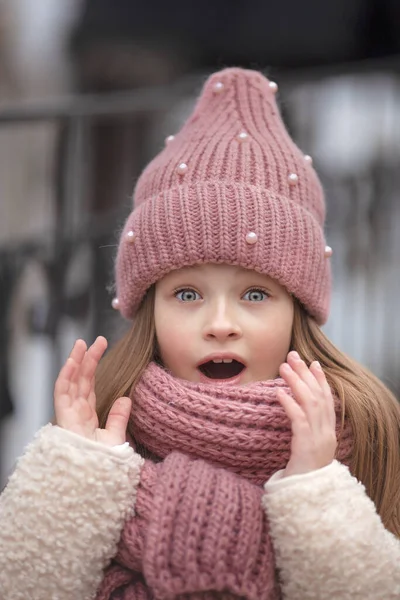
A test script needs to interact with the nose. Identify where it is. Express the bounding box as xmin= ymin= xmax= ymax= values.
xmin=202 ymin=298 xmax=242 ymax=342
